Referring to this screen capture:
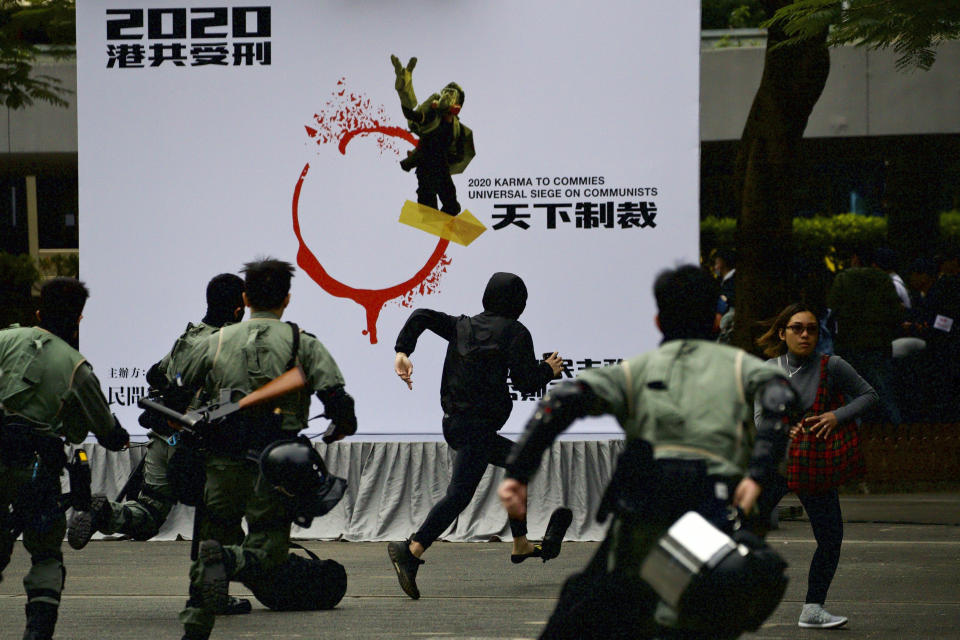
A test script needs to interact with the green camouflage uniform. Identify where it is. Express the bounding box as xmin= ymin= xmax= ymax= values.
xmin=577 ymin=340 xmax=785 ymax=575
xmin=100 ymin=322 xmax=237 ymax=541
xmin=533 ymin=340 xmax=787 ymax=638
xmin=177 ymin=311 xmax=345 ymax=636
xmin=0 ymin=325 xmax=119 ymax=612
